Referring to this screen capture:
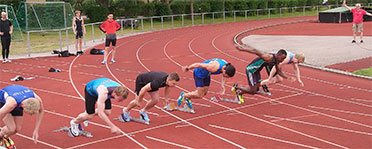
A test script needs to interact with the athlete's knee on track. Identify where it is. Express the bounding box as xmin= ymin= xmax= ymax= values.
xmin=104 ymin=110 xmax=111 ymax=116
